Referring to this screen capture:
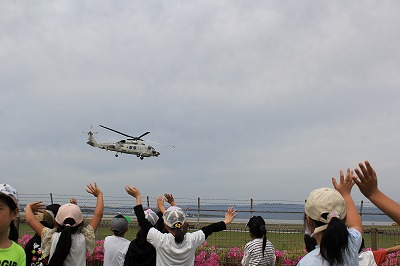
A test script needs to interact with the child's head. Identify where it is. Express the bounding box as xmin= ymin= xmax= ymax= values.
xmin=38 ymin=204 xmax=61 ymax=228
xmin=55 ymin=203 xmax=84 ymax=228
xmin=0 ymin=184 xmax=19 ymax=241
xmin=144 ymin=209 xmax=159 ymax=226
xmin=163 ymin=206 xmax=186 ymax=244
xmin=246 ymin=216 xmax=266 ymax=238
xmin=305 ymin=187 xmax=346 ymax=235
xmin=110 ymin=214 xmax=130 ymax=236
xmin=305 ymin=187 xmax=349 ymax=265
